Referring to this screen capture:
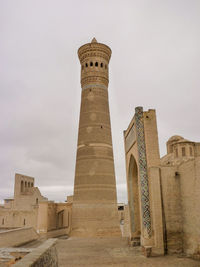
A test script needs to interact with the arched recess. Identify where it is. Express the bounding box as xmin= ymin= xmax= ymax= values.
xmin=21 ymin=180 xmax=24 ymax=192
xmin=128 ymin=155 xmax=141 ymax=239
